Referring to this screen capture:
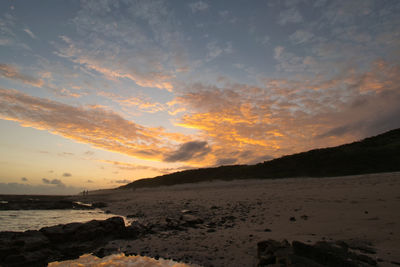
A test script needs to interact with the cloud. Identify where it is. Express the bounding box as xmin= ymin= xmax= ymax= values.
xmin=114 ymin=179 xmax=132 ymax=184
xmin=0 ymin=182 xmax=82 ymax=195
xmin=206 ymin=41 xmax=233 ymax=62
xmin=58 ymin=152 xmax=74 ymax=157
xmin=316 ymin=91 xmax=400 ymax=139
xmin=273 ymin=46 xmax=313 ymax=73
xmin=0 ymin=89 xmax=196 ymax=163
xmin=0 ymin=64 xmax=43 ymax=87
xmin=62 ymin=172 xmax=72 ymax=177
xmin=215 ymin=158 xmax=237 ymax=166
xmin=277 ymin=8 xmax=303 ymax=25
xmin=53 ymin=0 xmax=188 ymax=91
xmin=171 ymin=59 xmax=400 ymax=164
xmin=164 ymin=141 xmax=211 ymax=162
xmin=56 ymin=37 xmax=174 ymax=91
xmin=100 ymin=160 xmax=193 ymax=175
xmin=23 ymin=28 xmax=37 ymax=39
xmin=289 ymin=30 xmax=314 ymax=44
xmin=42 ymin=178 xmax=65 ymax=187
xmin=189 ymin=1 xmax=209 ymax=13
xmin=0 ymin=13 xmax=31 ymax=50
xmin=0 ymin=38 xmax=12 ymax=46
xmin=84 ymin=150 xmax=94 ymax=156
xmin=98 ymin=91 xmax=165 ymax=114
xmin=56 ymin=88 xmax=85 ymax=98
xmin=21 ymin=177 xmax=28 ymax=182
xmin=100 ymin=160 xmax=163 ymax=172
xmin=321 ymin=1 xmax=373 ymax=26
xmin=174 ymin=85 xmax=282 ymax=163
